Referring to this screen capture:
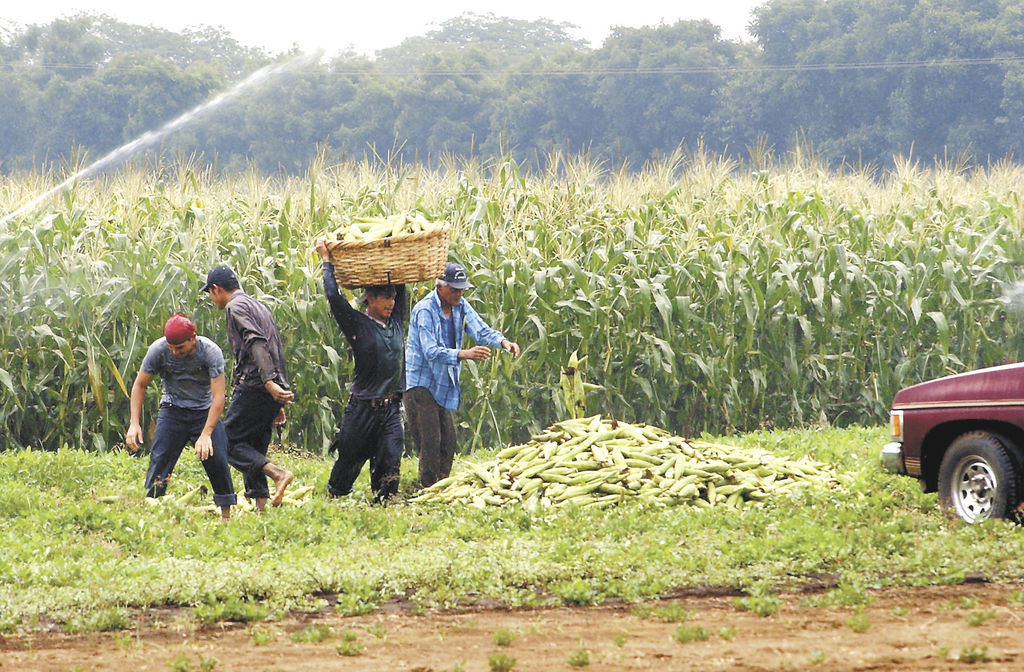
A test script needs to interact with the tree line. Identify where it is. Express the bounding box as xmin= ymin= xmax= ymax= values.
xmin=2 ymin=0 xmax=1023 ymax=173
